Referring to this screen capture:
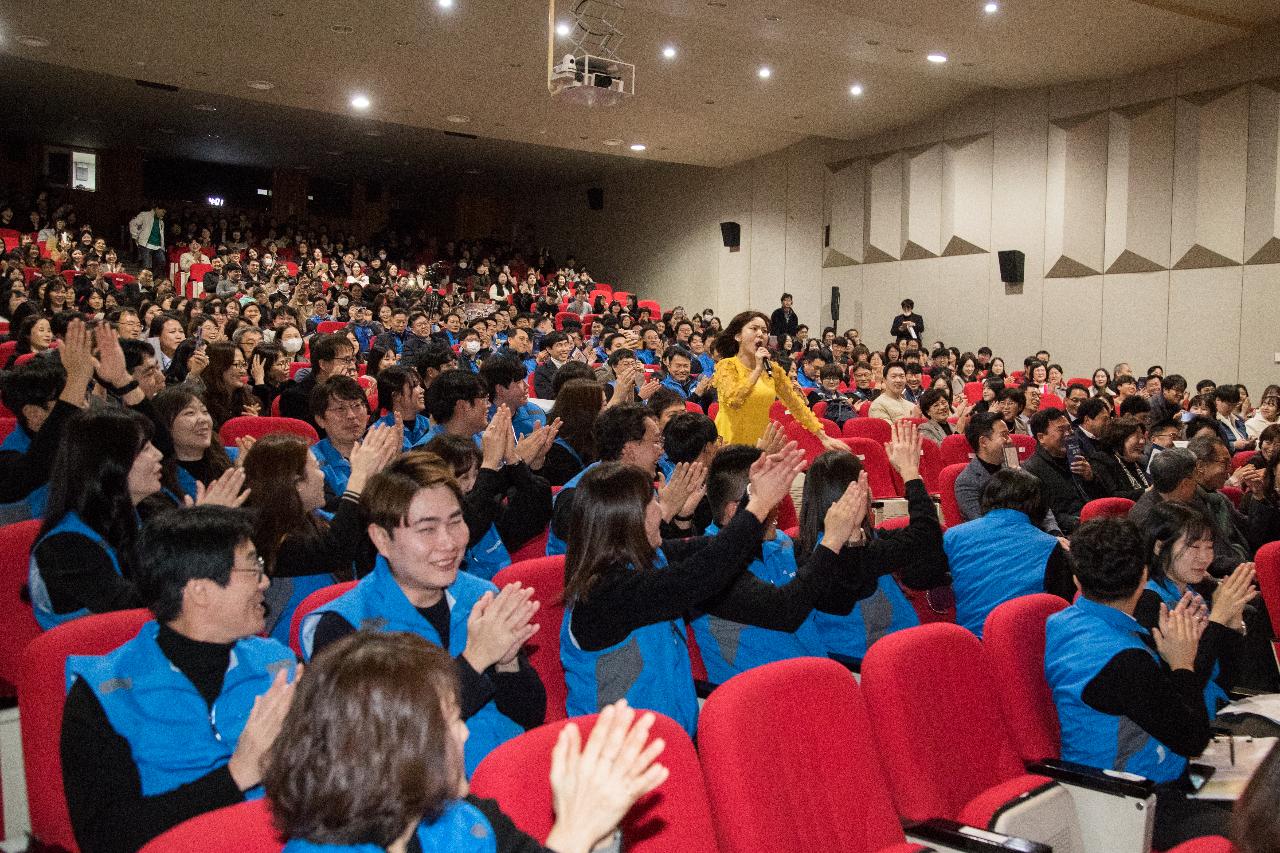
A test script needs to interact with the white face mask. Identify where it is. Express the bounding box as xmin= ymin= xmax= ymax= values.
xmin=282 ymin=337 xmax=303 ymax=354
xmin=337 ymin=296 xmax=350 ymax=307
xmin=464 ymin=340 xmax=482 ymax=355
